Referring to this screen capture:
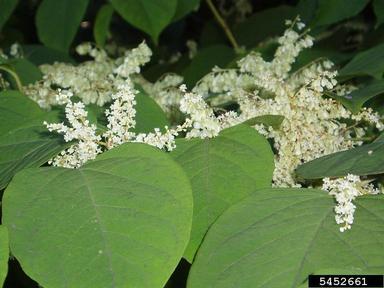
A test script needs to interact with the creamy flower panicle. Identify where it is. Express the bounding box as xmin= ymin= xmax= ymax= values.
xmin=322 ymin=175 xmax=379 ymax=232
